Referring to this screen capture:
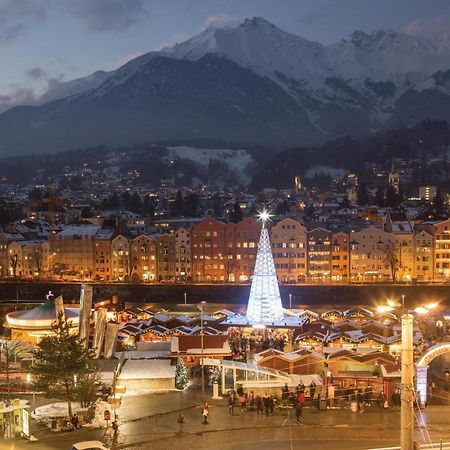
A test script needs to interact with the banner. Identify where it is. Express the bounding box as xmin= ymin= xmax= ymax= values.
xmin=54 ymin=295 xmax=65 ymax=321
xmin=104 ymin=323 xmax=120 ymax=359
xmin=79 ymin=284 xmax=93 ymax=347
xmin=93 ymin=307 xmax=107 ymax=359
